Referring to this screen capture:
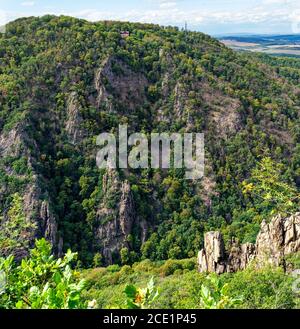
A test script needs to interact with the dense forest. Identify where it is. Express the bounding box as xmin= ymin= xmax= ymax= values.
xmin=0 ymin=16 xmax=299 ymax=309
